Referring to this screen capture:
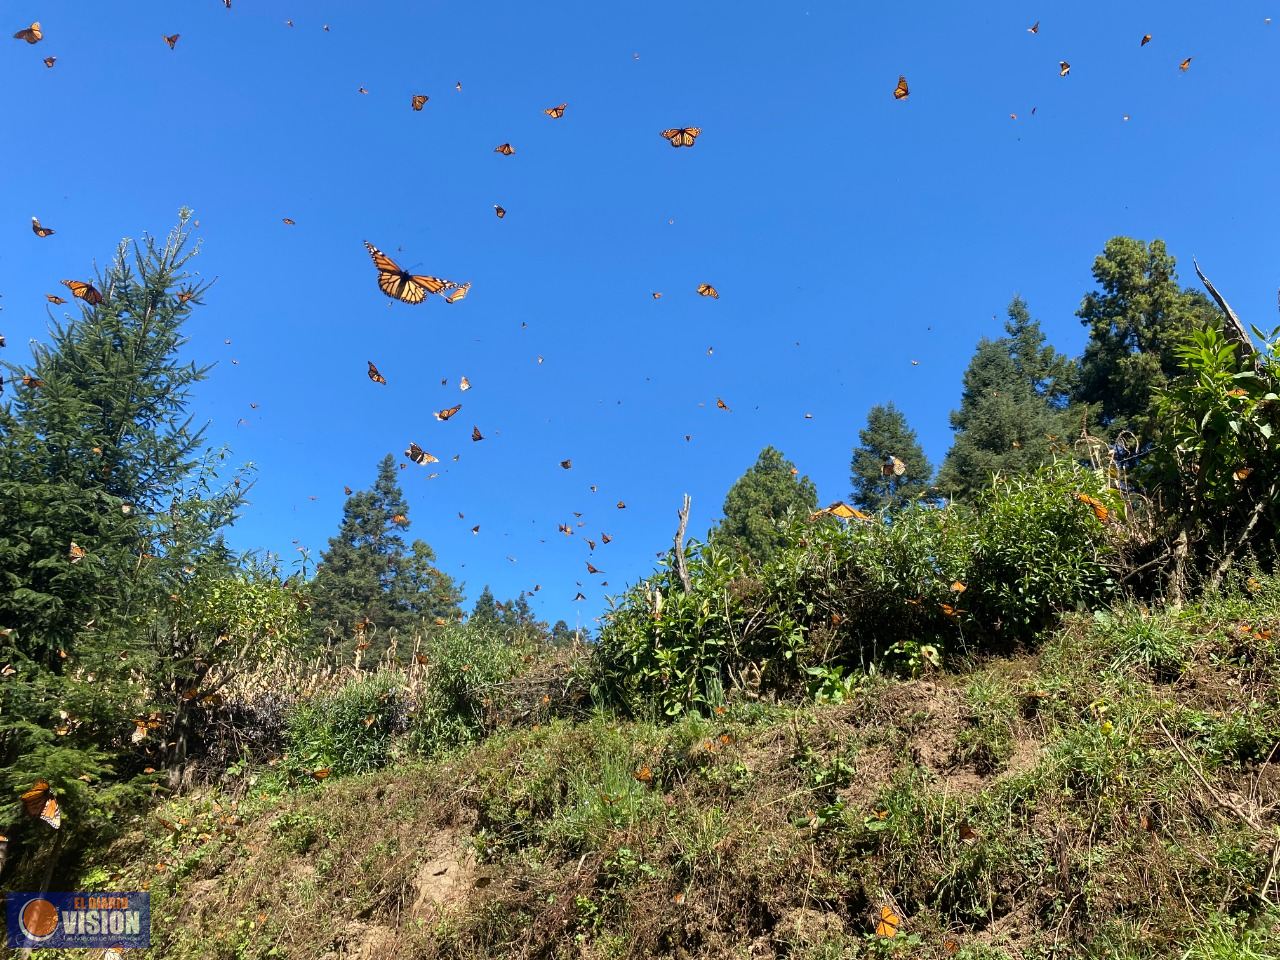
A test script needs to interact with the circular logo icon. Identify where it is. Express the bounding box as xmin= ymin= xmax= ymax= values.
xmin=19 ymin=897 xmax=59 ymax=940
